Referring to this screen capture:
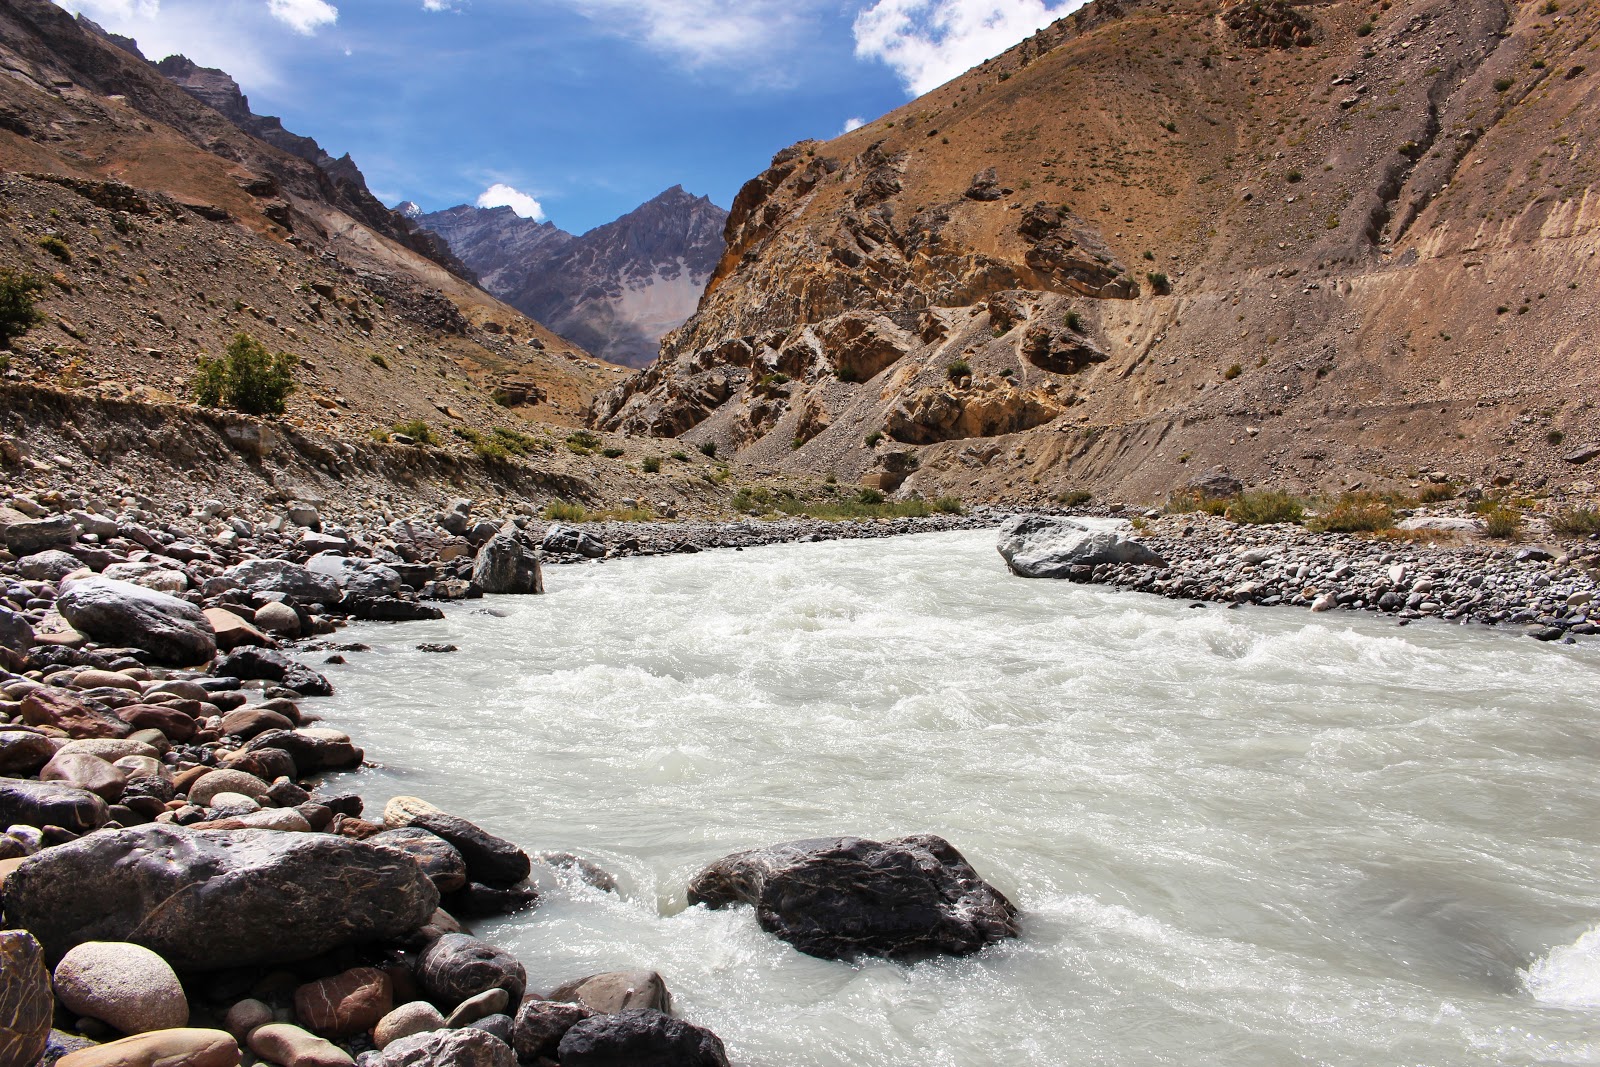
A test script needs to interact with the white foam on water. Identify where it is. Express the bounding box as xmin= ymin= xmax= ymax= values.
xmin=319 ymin=530 xmax=1600 ymax=1066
